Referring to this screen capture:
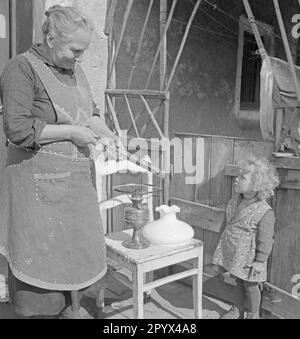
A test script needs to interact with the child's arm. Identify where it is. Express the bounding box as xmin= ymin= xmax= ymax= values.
xmin=255 ymin=210 xmax=275 ymax=263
